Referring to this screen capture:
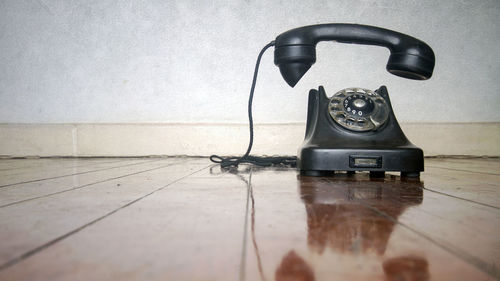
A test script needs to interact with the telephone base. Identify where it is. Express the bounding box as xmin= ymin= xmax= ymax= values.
xmin=298 ymin=86 xmax=424 ymax=178
xmin=300 ymin=170 xmax=420 ymax=178
xmin=298 ymin=147 xmax=423 ymax=178
xmin=298 ymin=170 xmax=420 ymax=178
